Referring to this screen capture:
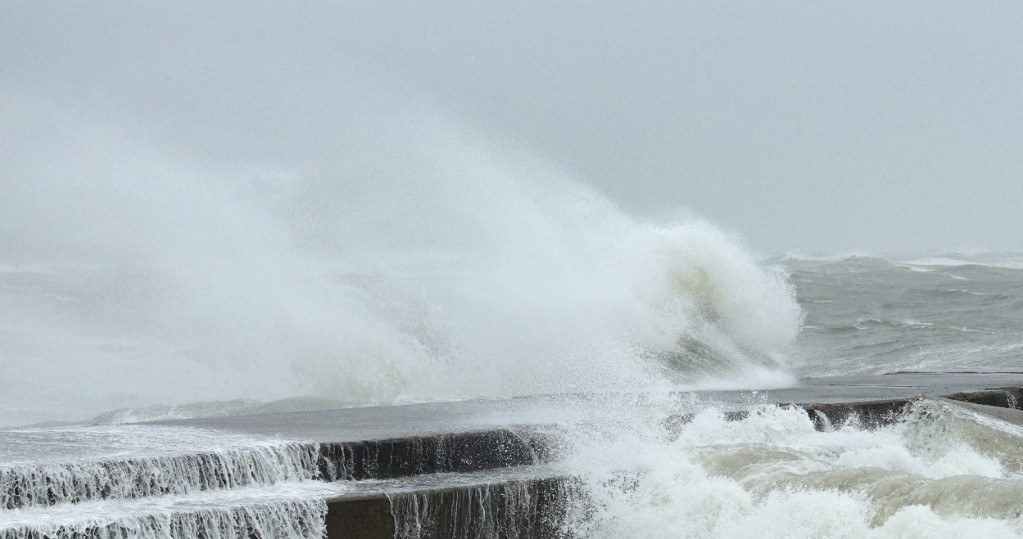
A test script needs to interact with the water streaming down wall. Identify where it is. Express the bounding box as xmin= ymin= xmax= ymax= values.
xmin=0 ymin=424 xmax=337 ymax=539
xmin=0 ymin=442 xmax=320 ymax=509
xmin=0 ymin=425 xmax=566 ymax=538
xmin=318 ymin=429 xmax=551 ymax=482
xmin=388 ymin=477 xmax=575 ymax=539
xmin=0 ymin=499 xmax=328 ymax=539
